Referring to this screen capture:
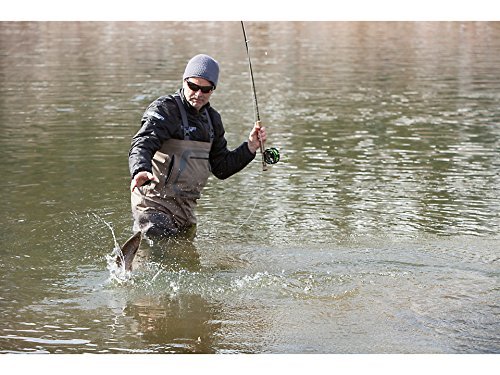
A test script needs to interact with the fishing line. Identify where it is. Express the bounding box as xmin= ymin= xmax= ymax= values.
xmin=235 ymin=172 xmax=266 ymax=232
xmin=240 ymin=21 xmax=280 ymax=170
